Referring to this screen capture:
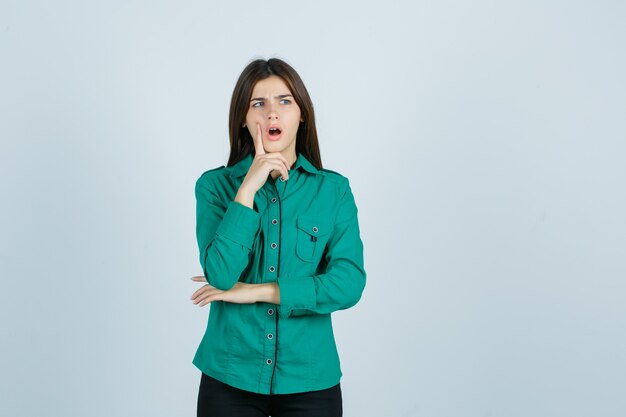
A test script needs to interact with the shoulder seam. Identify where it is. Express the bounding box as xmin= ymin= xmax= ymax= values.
xmin=320 ymin=167 xmax=345 ymax=177
xmin=320 ymin=168 xmax=348 ymax=187
xmin=196 ymin=166 xmax=227 ymax=192
xmin=200 ymin=165 xmax=226 ymax=176
xmin=197 ymin=165 xmax=226 ymax=182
